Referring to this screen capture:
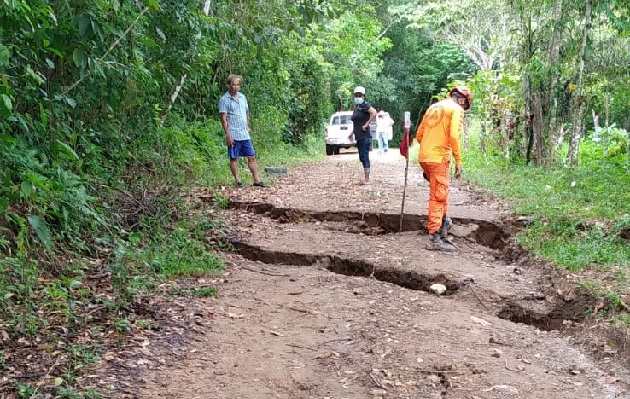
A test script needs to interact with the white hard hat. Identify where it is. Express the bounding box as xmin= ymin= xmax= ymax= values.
xmin=353 ymin=86 xmax=366 ymax=95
